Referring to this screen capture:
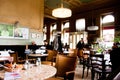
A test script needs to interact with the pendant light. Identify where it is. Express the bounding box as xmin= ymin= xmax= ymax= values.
xmin=52 ymin=0 xmax=72 ymax=18
xmin=87 ymin=10 xmax=99 ymax=31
